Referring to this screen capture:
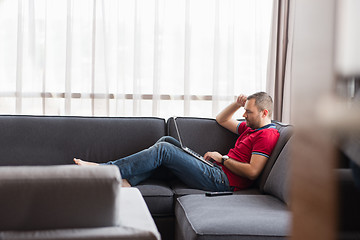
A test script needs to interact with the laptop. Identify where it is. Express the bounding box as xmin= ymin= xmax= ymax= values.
xmin=173 ymin=117 xmax=214 ymax=167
